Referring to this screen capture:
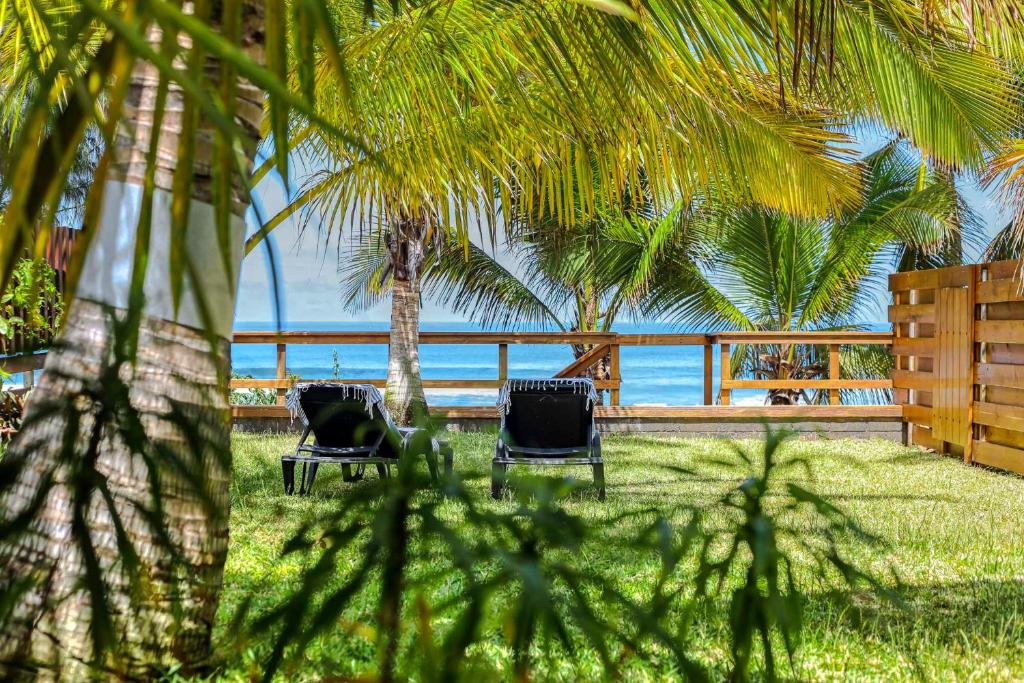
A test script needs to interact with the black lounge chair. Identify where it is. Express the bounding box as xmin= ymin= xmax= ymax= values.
xmin=281 ymin=383 xmax=453 ymax=495
xmin=492 ymin=378 xmax=604 ymax=501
